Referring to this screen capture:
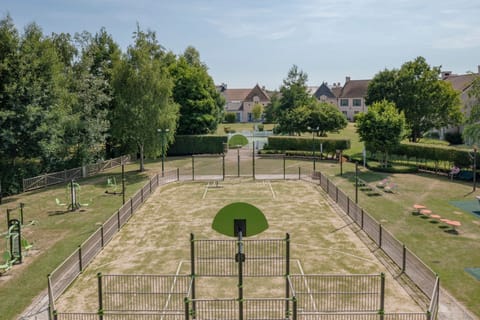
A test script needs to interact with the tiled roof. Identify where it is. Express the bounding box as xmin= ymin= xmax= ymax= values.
xmin=245 ymin=84 xmax=270 ymax=102
xmin=331 ymin=86 xmax=342 ymax=98
xmin=444 ymin=74 xmax=477 ymax=92
xmin=313 ymin=83 xmax=335 ymax=99
xmin=340 ymin=79 xmax=370 ymax=98
xmin=222 ymin=89 xmax=251 ymax=102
